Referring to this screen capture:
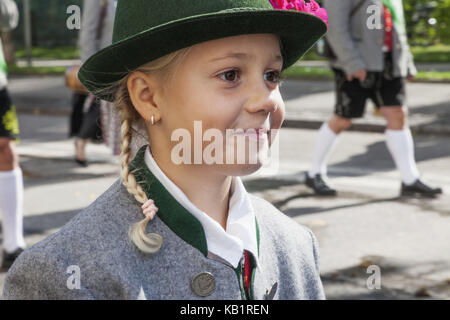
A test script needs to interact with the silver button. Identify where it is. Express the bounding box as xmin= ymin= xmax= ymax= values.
xmin=265 ymin=282 xmax=278 ymax=300
xmin=191 ymin=272 xmax=216 ymax=297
